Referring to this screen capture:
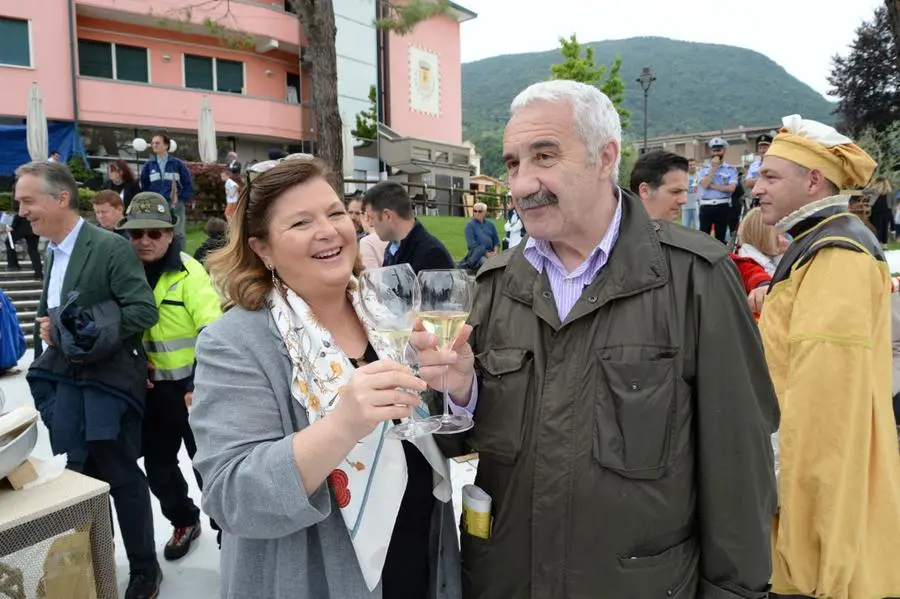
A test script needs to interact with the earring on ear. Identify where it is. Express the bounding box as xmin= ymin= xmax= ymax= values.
xmin=265 ymin=260 xmax=280 ymax=289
